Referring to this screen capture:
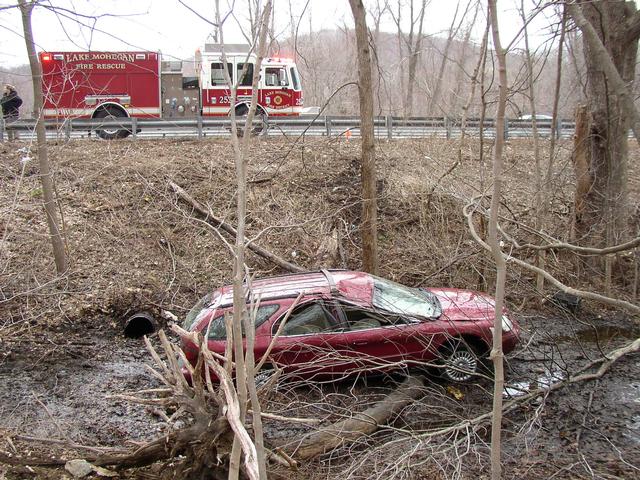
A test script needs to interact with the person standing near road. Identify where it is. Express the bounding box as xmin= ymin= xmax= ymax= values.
xmin=1 ymin=84 xmax=23 ymax=140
